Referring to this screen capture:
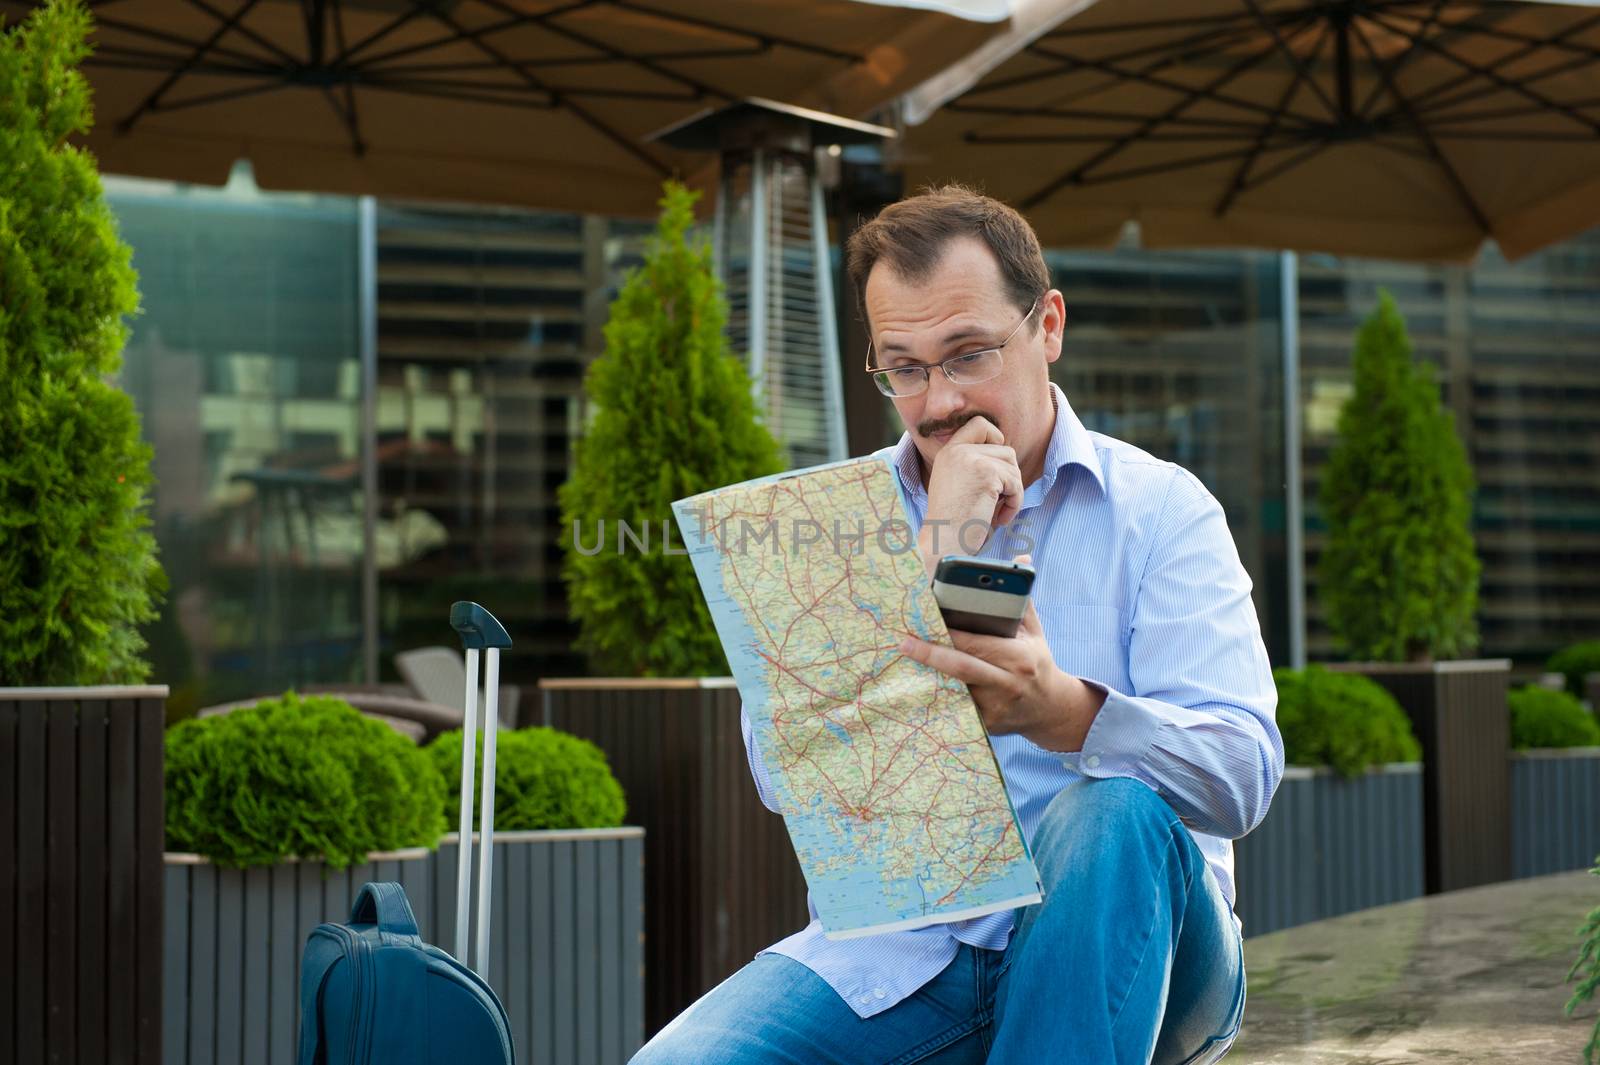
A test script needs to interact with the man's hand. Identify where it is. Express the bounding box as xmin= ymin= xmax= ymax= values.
xmin=919 ymin=416 xmax=1024 ymax=575
xmin=901 ymin=564 xmax=1107 ymax=751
